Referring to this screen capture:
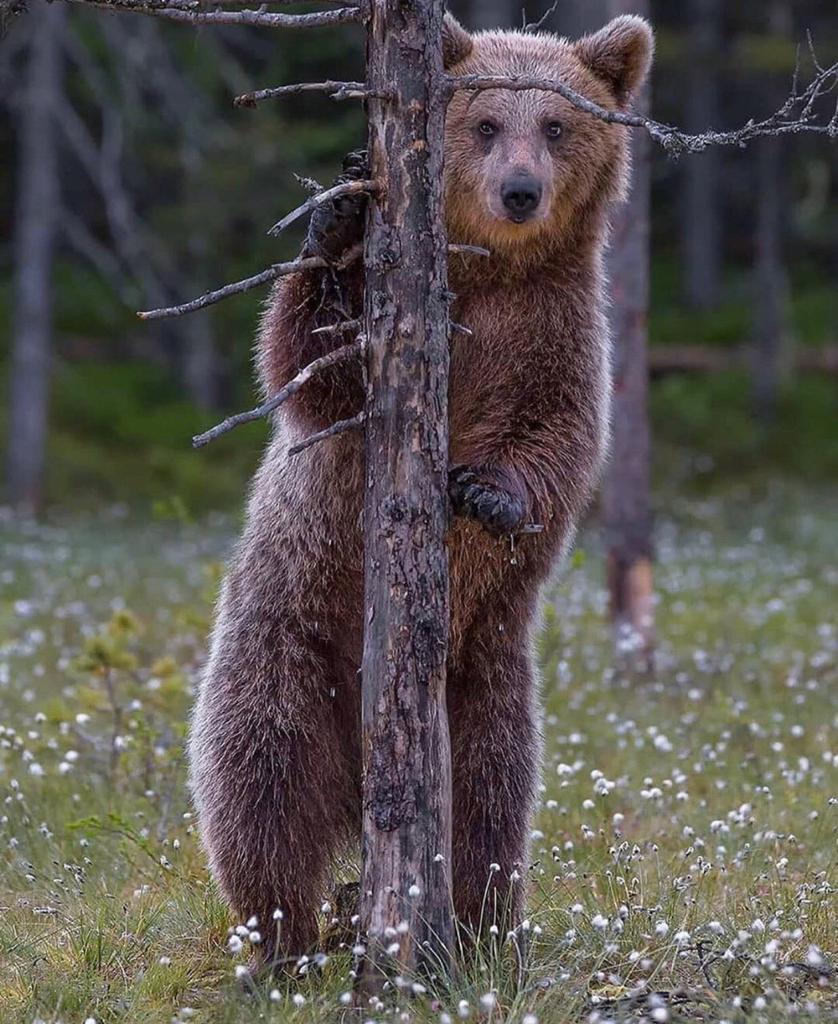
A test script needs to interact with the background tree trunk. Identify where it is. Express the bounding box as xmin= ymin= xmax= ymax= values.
xmin=358 ymin=0 xmax=453 ymax=994
xmin=751 ymin=0 xmax=793 ymax=423
xmin=6 ymin=1 xmax=66 ymax=513
xmin=181 ymin=310 xmax=221 ymax=411
xmin=601 ymin=0 xmax=655 ymax=668
xmin=682 ymin=0 xmax=723 ymax=310
xmin=752 ymin=134 xmax=791 ymax=423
